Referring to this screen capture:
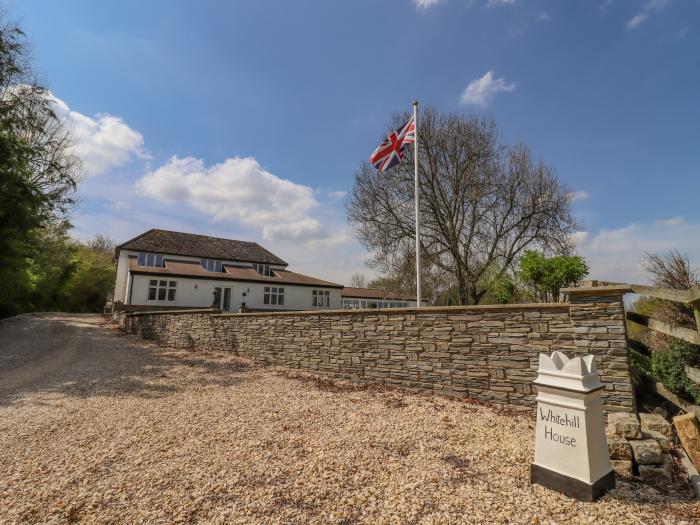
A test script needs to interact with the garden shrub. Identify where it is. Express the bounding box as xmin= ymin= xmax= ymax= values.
xmin=650 ymin=338 xmax=700 ymax=405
